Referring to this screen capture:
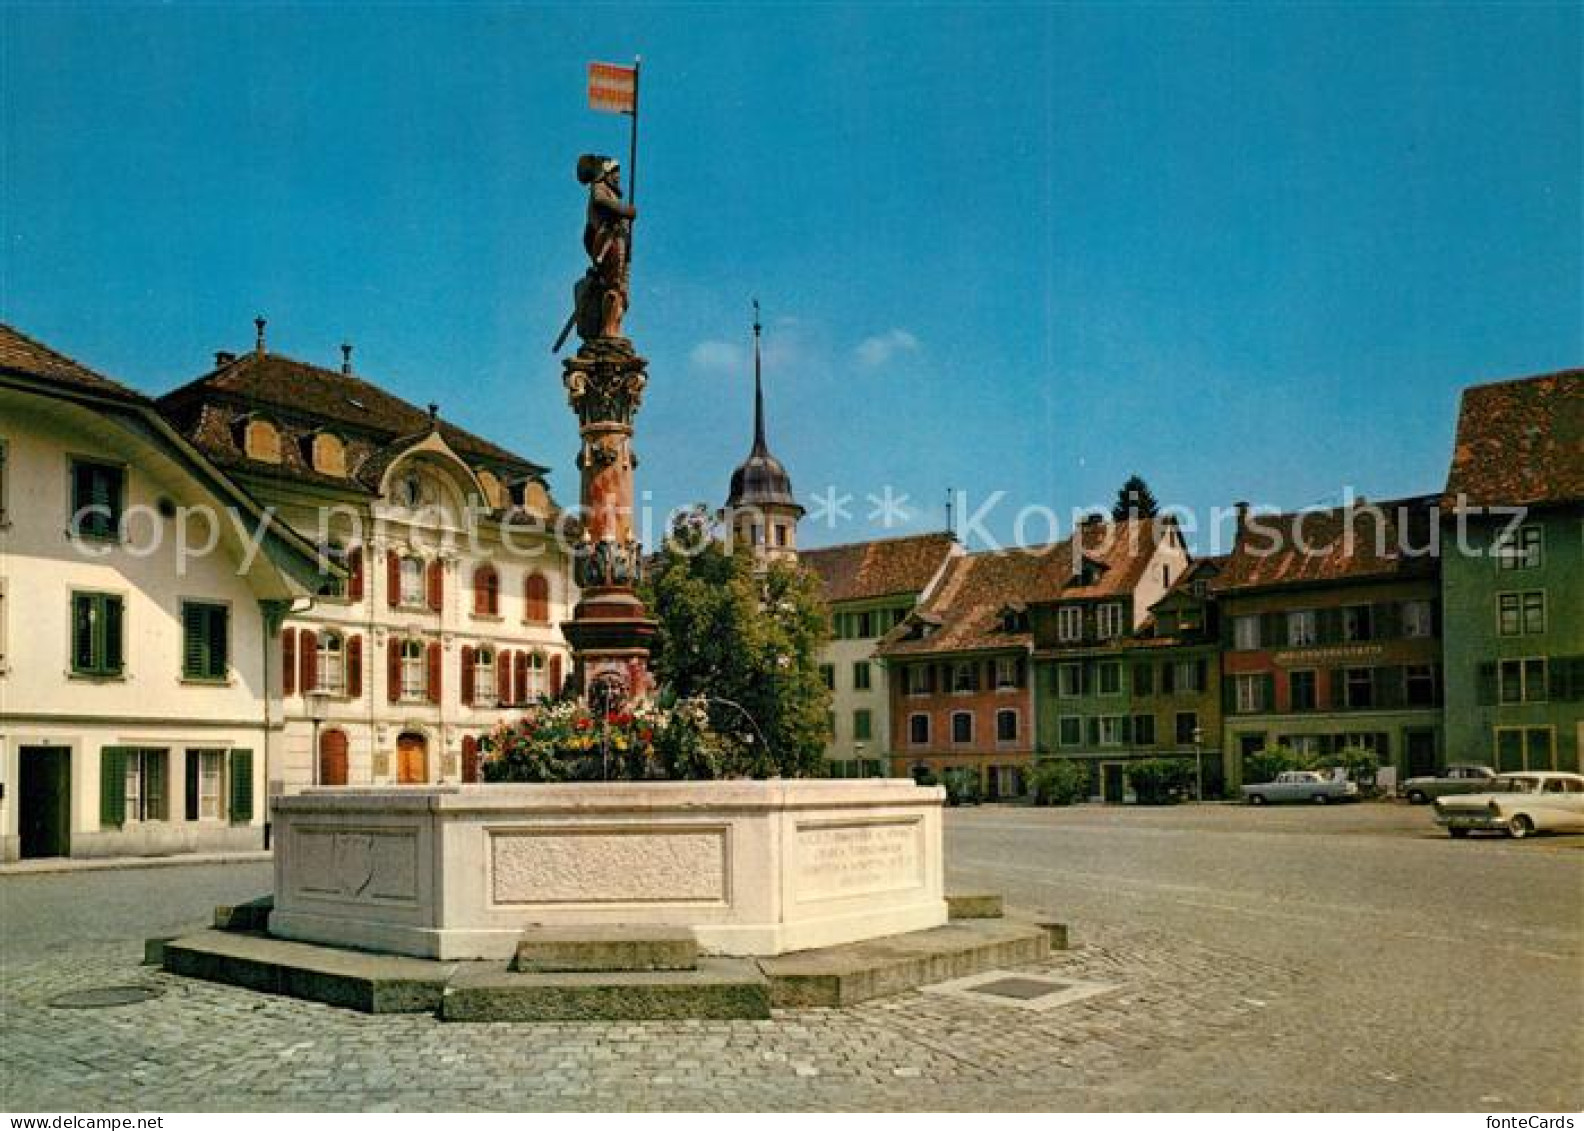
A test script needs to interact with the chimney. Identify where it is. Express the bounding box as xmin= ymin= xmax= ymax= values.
xmin=428 ymin=402 xmax=440 ymax=423
xmin=254 ymin=316 xmax=267 ymax=356
xmin=340 ymin=342 xmax=354 ymax=375
xmin=1234 ymin=500 xmax=1250 ymax=526
xmin=214 ymin=350 xmax=236 ymax=368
